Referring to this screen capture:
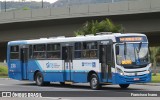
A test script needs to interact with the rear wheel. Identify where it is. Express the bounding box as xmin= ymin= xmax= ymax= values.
xmin=119 ymin=84 xmax=130 ymax=89
xmin=35 ymin=72 xmax=49 ymax=86
xmin=90 ymin=74 xmax=101 ymax=90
